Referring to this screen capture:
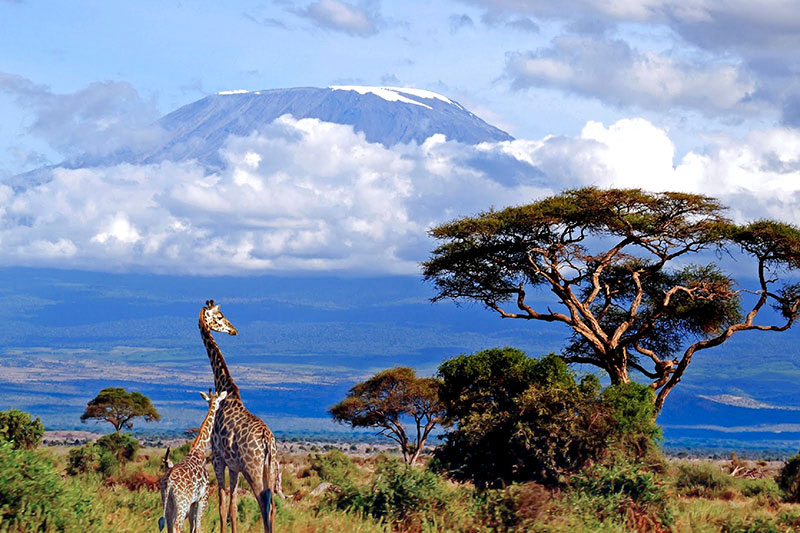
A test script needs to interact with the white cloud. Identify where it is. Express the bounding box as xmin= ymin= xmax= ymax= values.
xmin=0 ymin=73 xmax=165 ymax=160
xmin=506 ymin=36 xmax=758 ymax=115
xmin=295 ymin=0 xmax=380 ymax=37
xmin=4 ymin=114 xmax=800 ymax=274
